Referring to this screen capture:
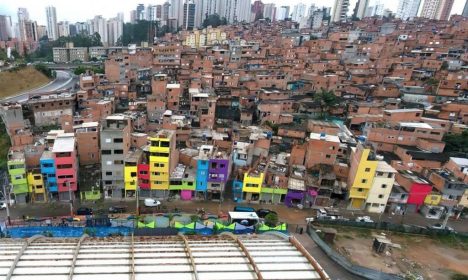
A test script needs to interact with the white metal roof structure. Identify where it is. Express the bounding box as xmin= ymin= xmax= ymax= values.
xmin=0 ymin=234 xmax=329 ymax=280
